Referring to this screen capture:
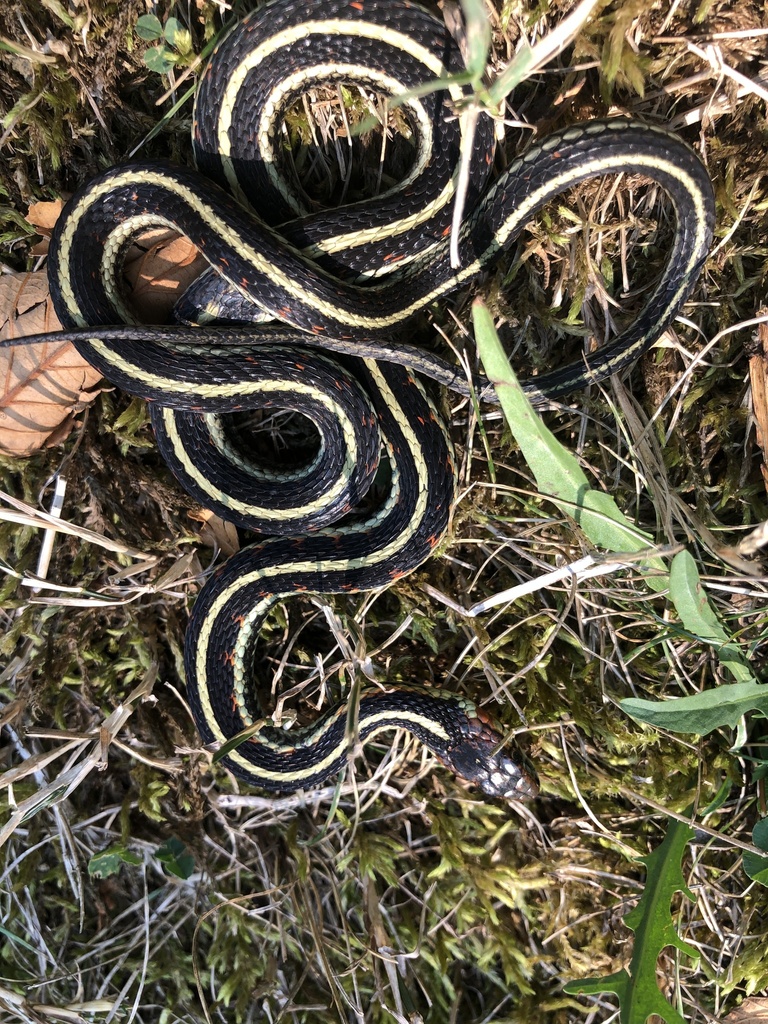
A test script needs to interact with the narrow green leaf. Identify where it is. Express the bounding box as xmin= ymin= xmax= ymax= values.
xmin=485 ymin=44 xmax=536 ymax=106
xmin=474 ymin=303 xmax=761 ymax=738
xmin=214 ymin=720 xmax=266 ymax=761
xmin=0 ymin=924 xmax=45 ymax=954
xmin=487 ymin=0 xmax=601 ymax=106
xmin=621 ymin=681 xmax=768 ymax=736
xmin=40 ymin=0 xmax=75 ymax=29
xmin=668 ymin=550 xmax=755 ymax=683
xmin=459 ymin=0 xmax=492 ymax=82
xmin=623 ymin=551 xmax=763 ymax=736
xmin=701 ymin=774 xmax=734 ymax=816
xmin=472 ymin=300 xmax=667 ymax=582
